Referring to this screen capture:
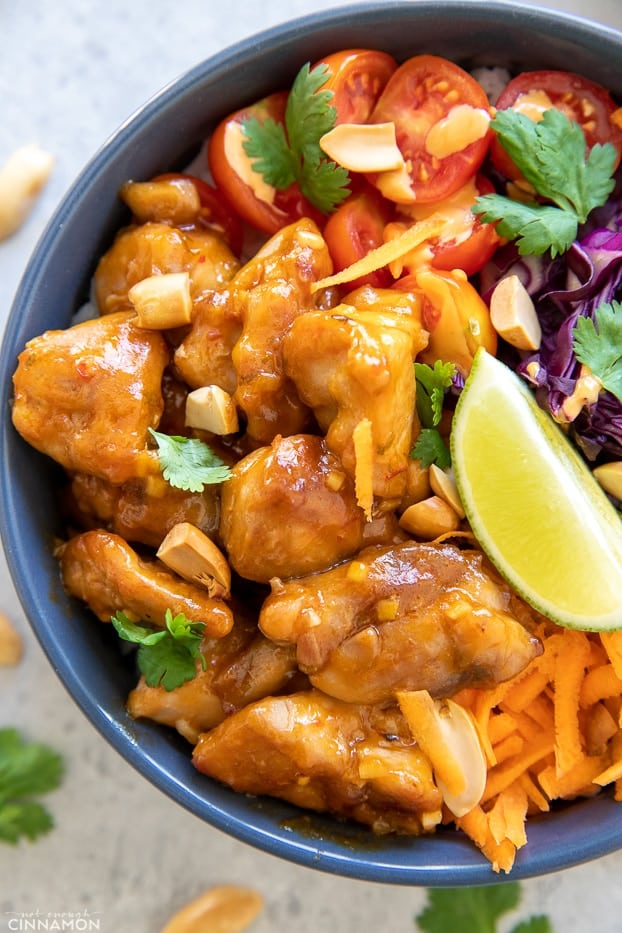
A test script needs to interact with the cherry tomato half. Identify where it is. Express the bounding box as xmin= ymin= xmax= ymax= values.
xmin=155 ymin=172 xmax=244 ymax=256
xmin=367 ymin=54 xmax=492 ymax=204
xmin=323 ymin=184 xmax=393 ymax=289
xmin=427 ymin=174 xmax=501 ymax=276
xmin=208 ymin=91 xmax=324 ymax=236
xmin=393 ymin=268 xmax=497 ymax=374
xmin=316 ymin=49 xmax=398 ymax=124
xmin=490 ymin=70 xmax=622 ymax=181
